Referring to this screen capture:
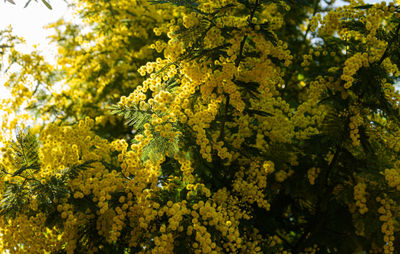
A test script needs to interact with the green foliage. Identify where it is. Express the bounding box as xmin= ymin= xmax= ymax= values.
xmin=23 ymin=0 xmax=53 ymax=9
